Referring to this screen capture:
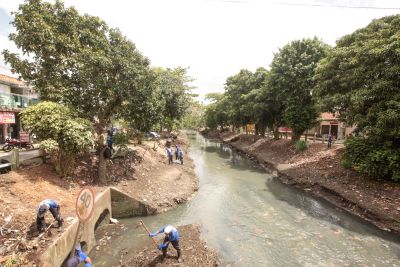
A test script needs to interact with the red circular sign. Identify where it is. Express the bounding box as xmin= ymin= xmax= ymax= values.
xmin=75 ymin=187 xmax=95 ymax=222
